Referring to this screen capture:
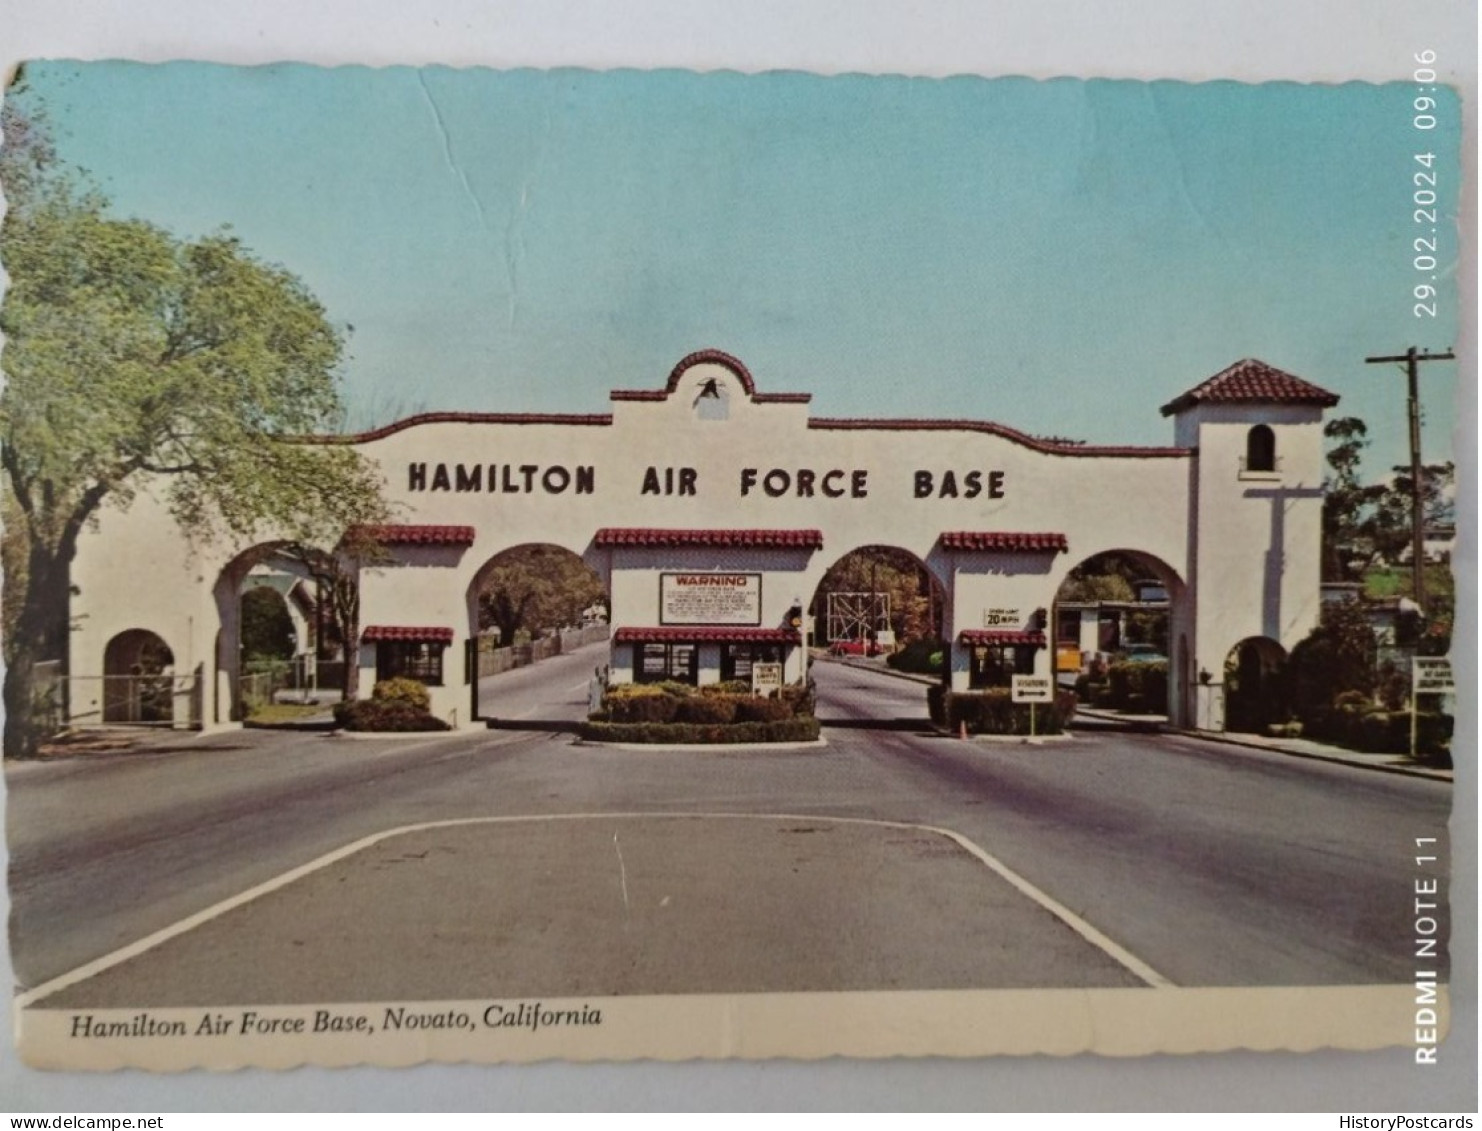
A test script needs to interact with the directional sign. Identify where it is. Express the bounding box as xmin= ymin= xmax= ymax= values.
xmin=1412 ymin=657 xmax=1454 ymax=695
xmin=1011 ymin=674 xmax=1054 ymax=703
